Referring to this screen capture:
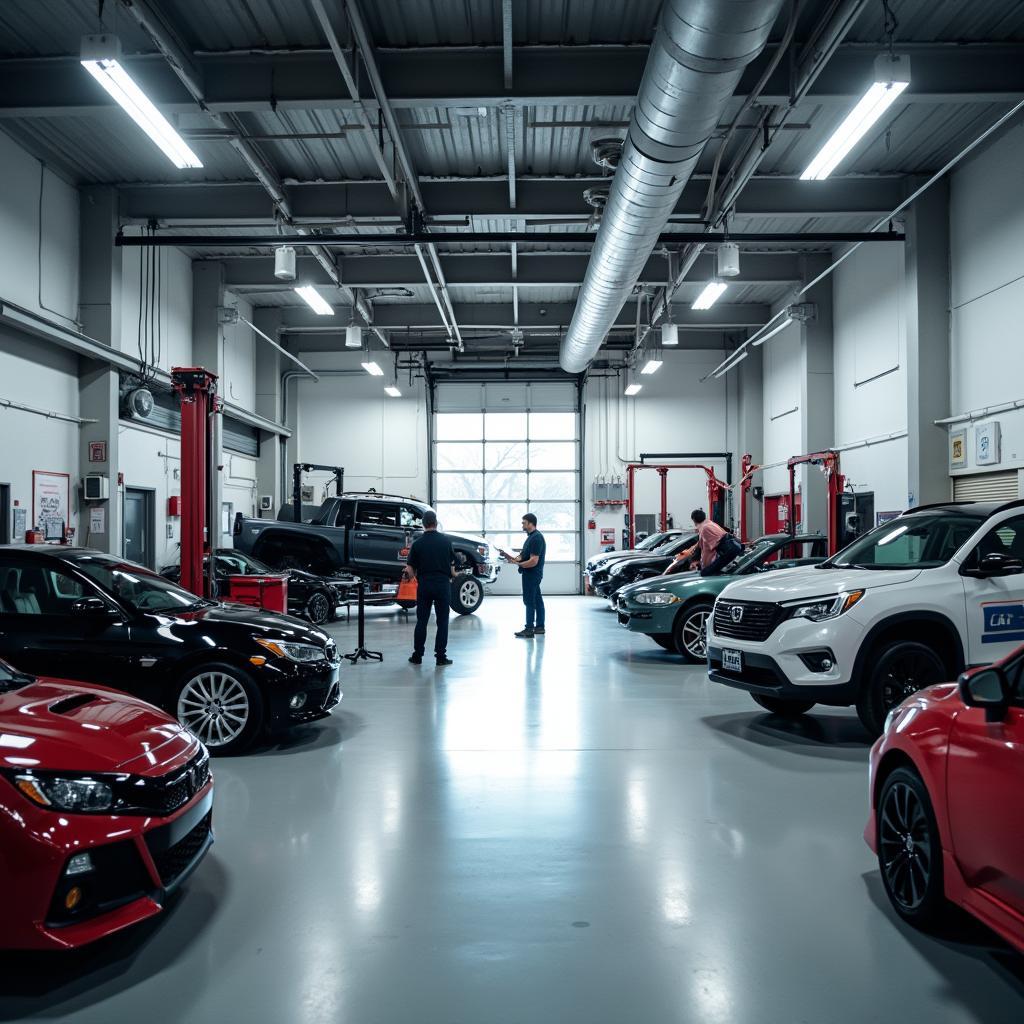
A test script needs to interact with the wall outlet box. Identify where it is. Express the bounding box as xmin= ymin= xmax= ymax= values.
xmin=259 ymin=495 xmax=274 ymax=512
